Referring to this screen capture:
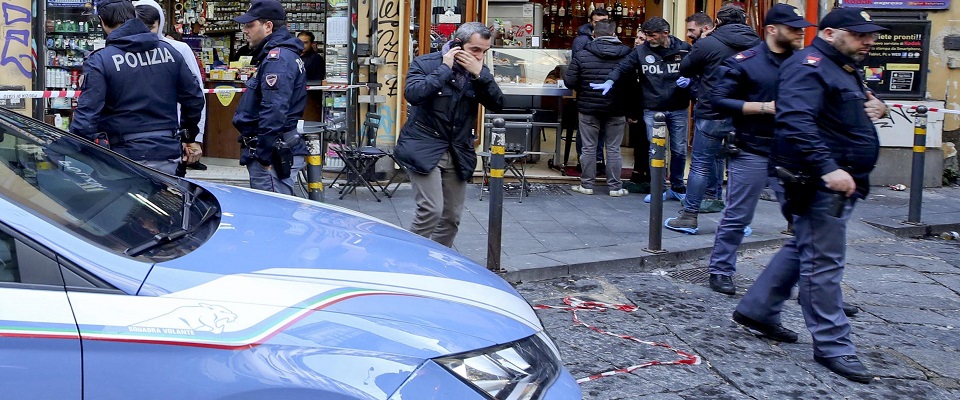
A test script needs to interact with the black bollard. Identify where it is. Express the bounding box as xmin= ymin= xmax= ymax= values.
xmin=303 ymin=133 xmax=324 ymax=201
xmin=907 ymin=105 xmax=928 ymax=224
xmin=644 ymin=113 xmax=667 ymax=254
xmin=487 ymin=118 xmax=507 ymax=272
